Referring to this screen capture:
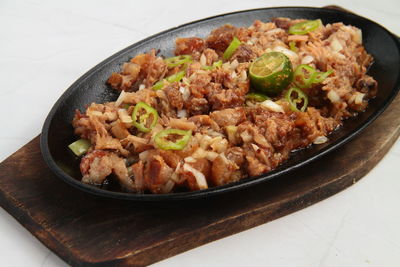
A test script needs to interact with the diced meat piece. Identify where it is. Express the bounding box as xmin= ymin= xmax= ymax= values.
xmin=175 ymin=37 xmax=205 ymax=55
xmin=165 ymin=82 xmax=184 ymax=110
xmin=124 ymin=89 xmax=157 ymax=106
xmin=189 ymin=71 xmax=212 ymax=97
xmin=210 ymin=107 xmax=246 ymax=127
xmin=122 ymin=62 xmax=141 ymax=78
xmin=143 ymin=155 xmax=174 ymax=193
xmin=158 ymin=150 xmax=182 ymax=169
xmin=208 ymin=89 xmax=245 ymax=110
xmin=246 ymin=155 xmax=270 ymax=177
xmin=131 ymin=161 xmax=145 ymax=192
xmin=123 ymin=135 xmax=153 ymax=153
xmin=206 ymin=24 xmax=238 ymax=52
xmin=226 ymin=147 xmax=245 ymax=166
xmin=237 ymin=122 xmax=272 ymax=149
xmin=188 ymin=115 xmax=220 ymax=131
xmin=210 ymin=154 xmax=240 ymax=186
xmin=355 ymin=75 xmax=378 ymax=97
xmin=231 ymin=44 xmax=256 ymax=63
xmin=271 ymin=17 xmax=292 ymax=30
xmin=81 ymin=150 xmax=136 ymax=191
xmin=181 ymin=158 xmax=211 ymax=191
xmin=185 ymin=97 xmax=210 ymax=115
xmin=110 ymin=120 xmax=130 ymax=139
xmin=203 ymin=48 xmax=219 ymax=65
xmin=168 ymin=118 xmax=197 ymax=131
